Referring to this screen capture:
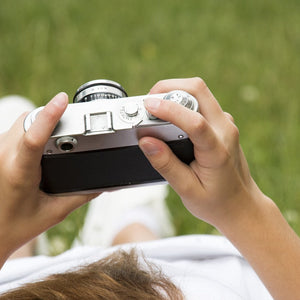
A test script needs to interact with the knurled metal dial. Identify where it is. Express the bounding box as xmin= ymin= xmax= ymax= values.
xmin=119 ymin=102 xmax=144 ymax=123
xmin=163 ymin=90 xmax=196 ymax=110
